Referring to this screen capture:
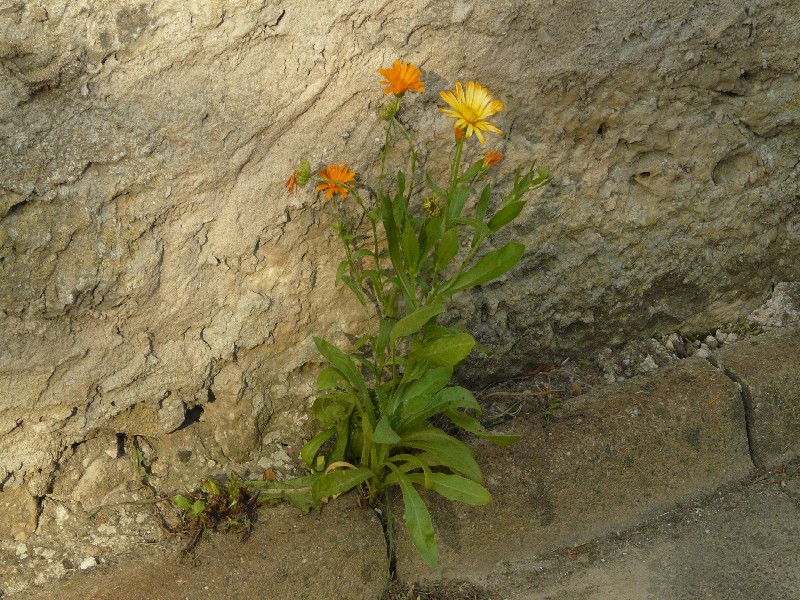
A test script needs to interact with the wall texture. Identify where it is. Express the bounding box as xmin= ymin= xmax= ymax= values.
xmin=1 ymin=0 xmax=798 ymax=535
